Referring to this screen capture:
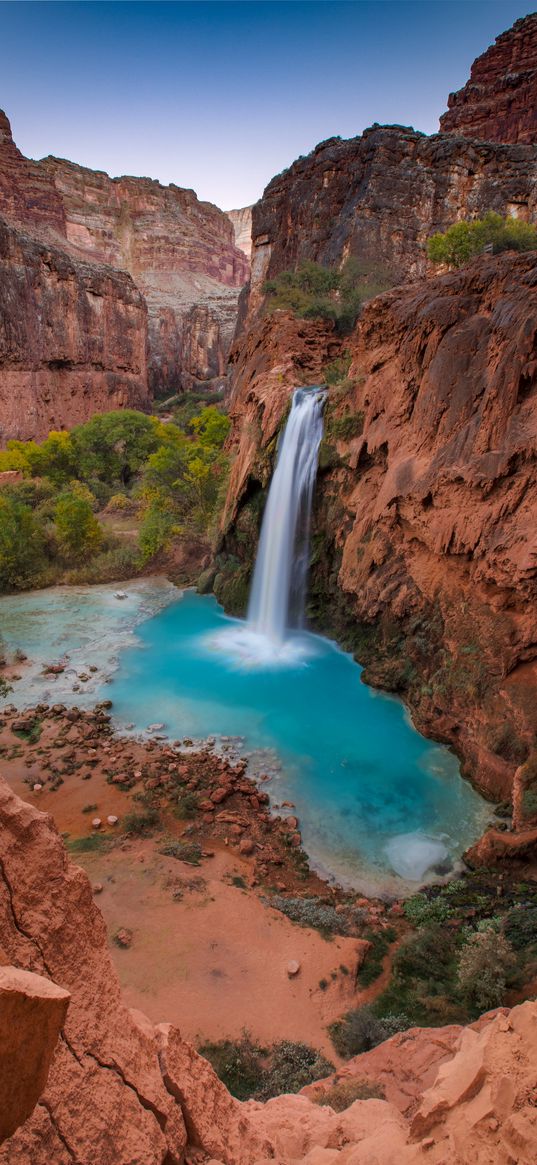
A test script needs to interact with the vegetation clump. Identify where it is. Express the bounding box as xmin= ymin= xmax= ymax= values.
xmin=312 ymin=1078 xmax=385 ymax=1110
xmin=122 ymin=808 xmax=161 ymax=837
xmin=263 ymin=258 xmax=394 ymax=333
xmin=427 ymin=211 xmax=537 ymax=268
xmin=265 ymin=895 xmax=360 ymax=937
xmin=0 ymin=403 xmax=230 ymax=592
xmin=198 ymin=1033 xmax=333 ymax=1101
